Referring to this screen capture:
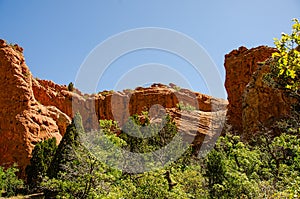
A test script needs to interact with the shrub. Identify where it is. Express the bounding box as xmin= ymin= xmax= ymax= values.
xmin=98 ymin=90 xmax=114 ymax=96
xmin=173 ymin=85 xmax=181 ymax=91
xmin=0 ymin=165 xmax=23 ymax=197
xmin=268 ymin=18 xmax=300 ymax=91
xmin=176 ymin=101 xmax=196 ymax=111
xmin=67 ymin=82 xmax=74 ymax=92
xmin=204 ymin=134 xmax=261 ymax=198
xmin=26 ymin=138 xmax=57 ymax=191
